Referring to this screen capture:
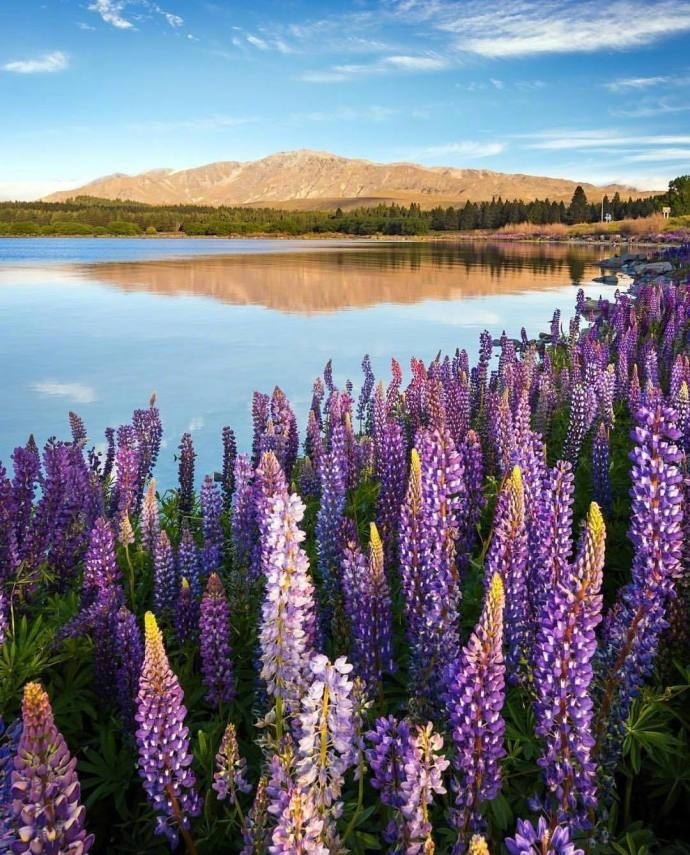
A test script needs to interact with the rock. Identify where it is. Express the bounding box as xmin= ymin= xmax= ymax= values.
xmin=592 ymin=274 xmax=619 ymax=285
xmin=632 ymin=261 xmax=674 ymax=275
